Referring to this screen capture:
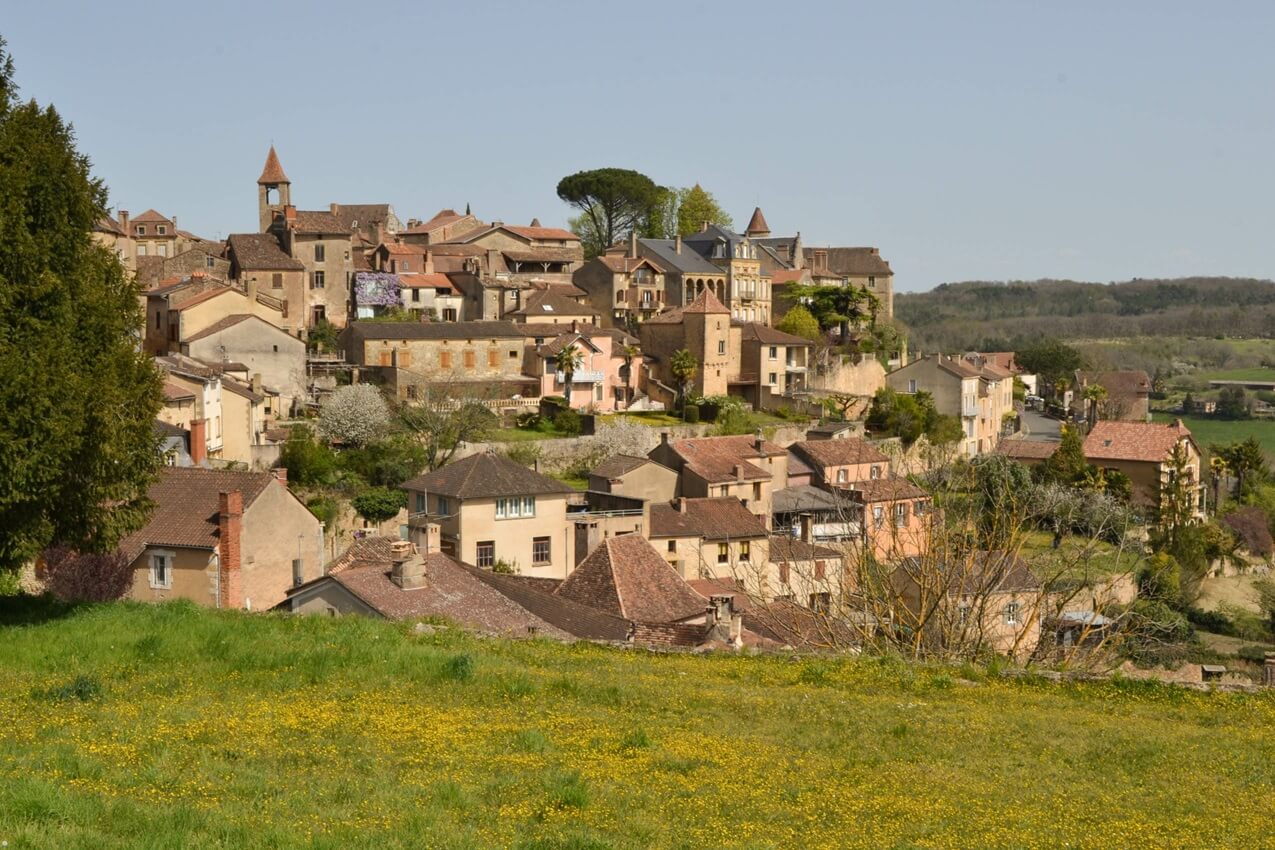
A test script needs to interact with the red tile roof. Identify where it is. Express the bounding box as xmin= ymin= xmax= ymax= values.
xmin=118 ymin=468 xmax=276 ymax=560
xmin=666 ymin=434 xmax=786 ymax=484
xmin=1083 ymin=420 xmax=1194 ymax=463
xmin=162 ymin=380 xmax=196 ymax=402
xmin=402 ymin=452 xmax=576 ymax=500
xmin=682 ymin=288 xmax=730 ymax=314
xmin=840 ymin=476 xmax=929 ymax=503
xmin=505 ymin=225 xmax=579 ymax=242
xmin=171 ymin=287 xmax=234 ymax=311
xmin=995 ymin=439 xmax=1059 ymax=461
xmin=397 ymin=272 xmax=454 ymax=292
xmin=257 ymin=145 xmax=289 ymax=184
xmin=648 ymin=497 xmax=768 ymax=541
xmin=132 ymin=209 xmax=174 ymax=225
xmin=598 ymin=255 xmax=663 ymax=274
xmin=292 ymin=210 xmax=348 ymax=235
xmin=745 ymin=206 xmax=769 ymax=235
xmin=790 ymin=439 xmax=889 ymax=471
xmin=556 ymin=535 xmax=708 ymax=624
